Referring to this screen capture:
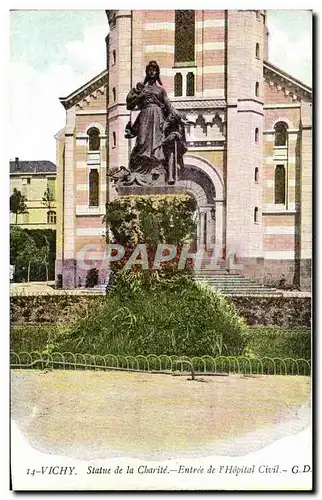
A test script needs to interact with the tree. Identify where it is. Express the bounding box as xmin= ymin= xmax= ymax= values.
xmin=37 ymin=235 xmax=50 ymax=281
xmin=10 ymin=188 xmax=28 ymax=224
xmin=24 ymin=239 xmax=40 ymax=282
xmin=42 ymin=187 xmax=55 ymax=211
xmin=10 ymin=226 xmax=38 ymax=282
